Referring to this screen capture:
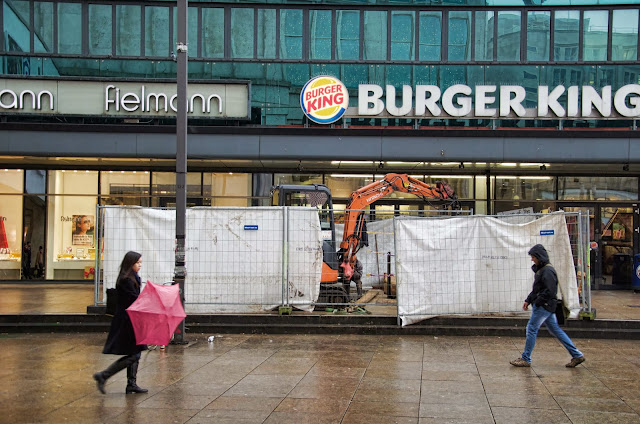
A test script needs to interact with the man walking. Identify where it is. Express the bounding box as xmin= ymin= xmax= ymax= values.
xmin=510 ymin=244 xmax=586 ymax=368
